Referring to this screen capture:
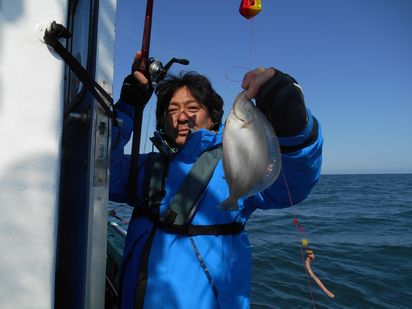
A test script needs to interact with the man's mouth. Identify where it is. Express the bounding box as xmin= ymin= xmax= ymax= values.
xmin=178 ymin=127 xmax=190 ymax=135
